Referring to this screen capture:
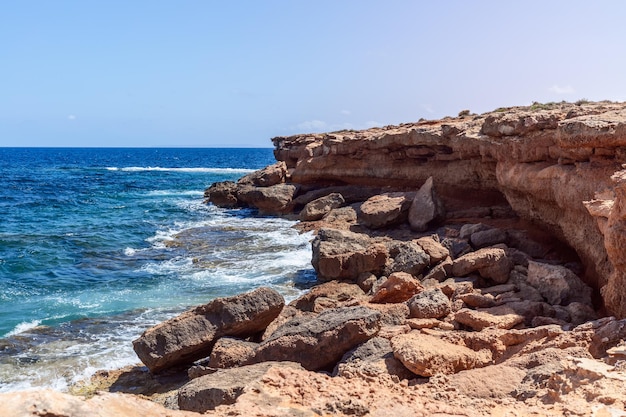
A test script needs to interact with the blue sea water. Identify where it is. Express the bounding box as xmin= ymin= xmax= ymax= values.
xmin=0 ymin=148 xmax=315 ymax=391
